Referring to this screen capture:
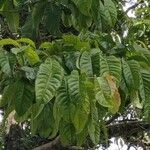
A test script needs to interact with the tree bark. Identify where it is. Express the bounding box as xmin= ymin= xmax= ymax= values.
xmin=4 ymin=124 xmax=23 ymax=150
